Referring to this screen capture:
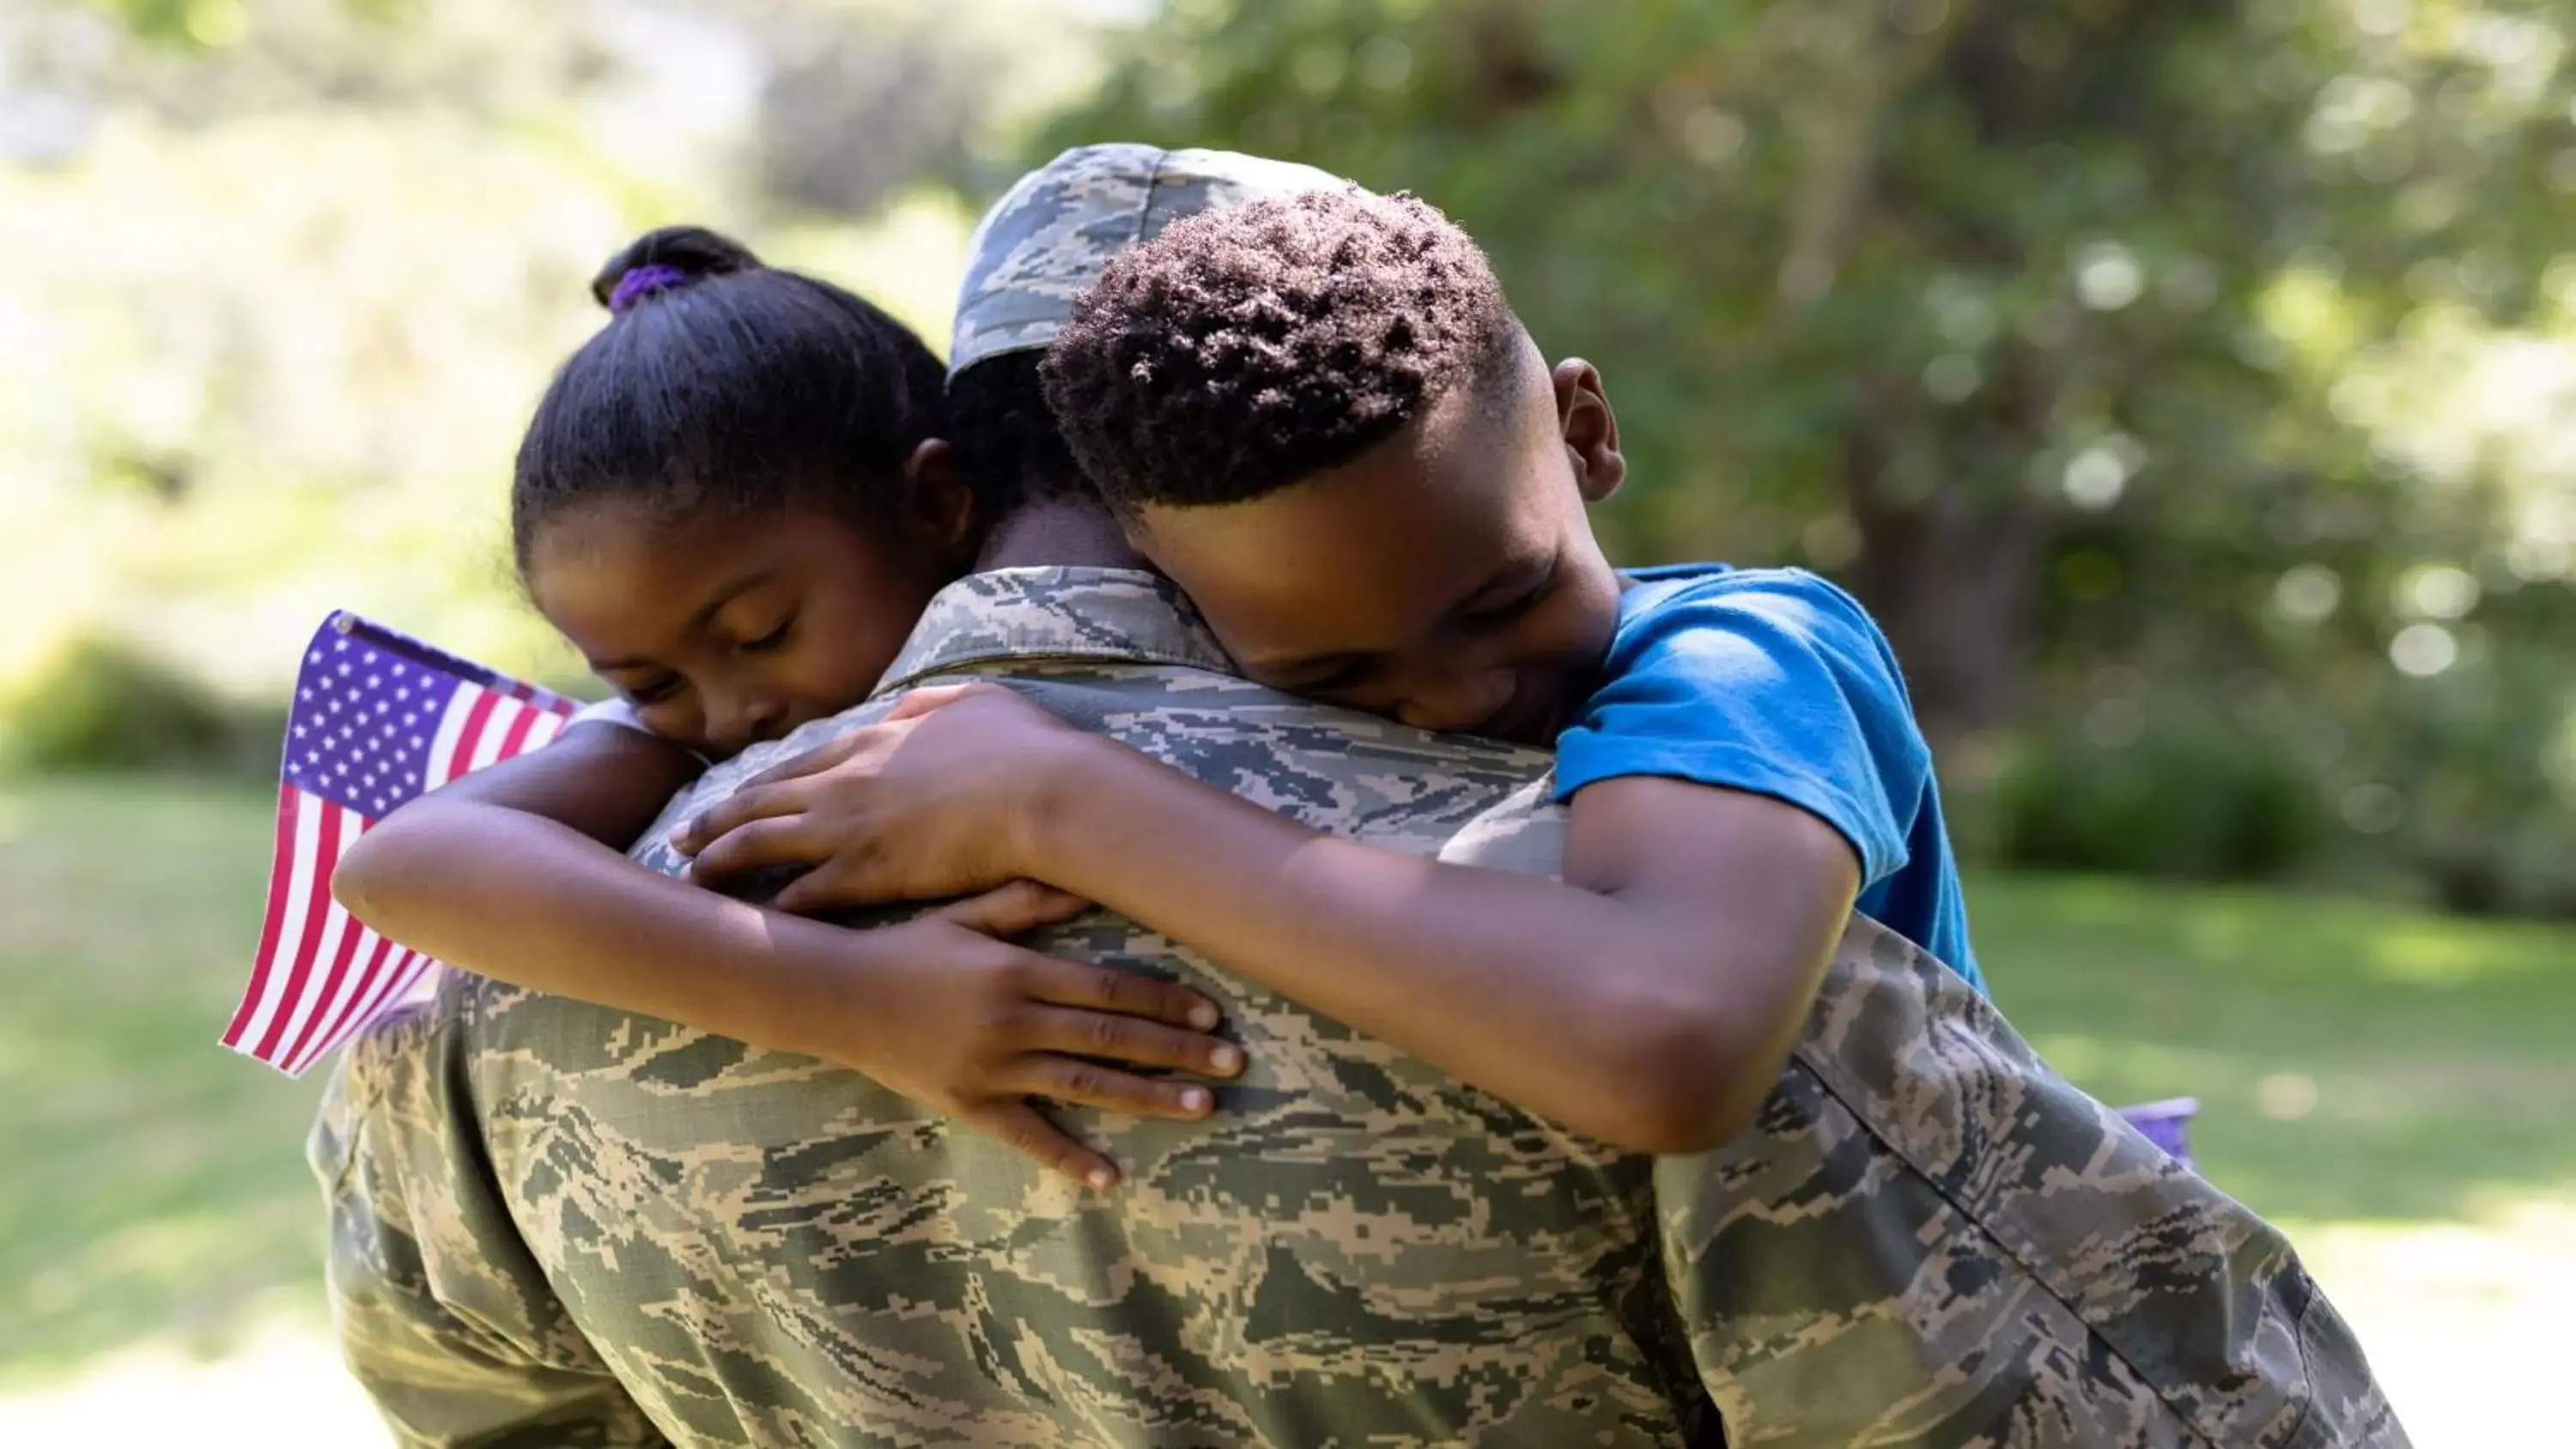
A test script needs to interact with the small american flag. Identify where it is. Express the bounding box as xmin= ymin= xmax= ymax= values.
xmin=221 ymin=612 xmax=579 ymax=1075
